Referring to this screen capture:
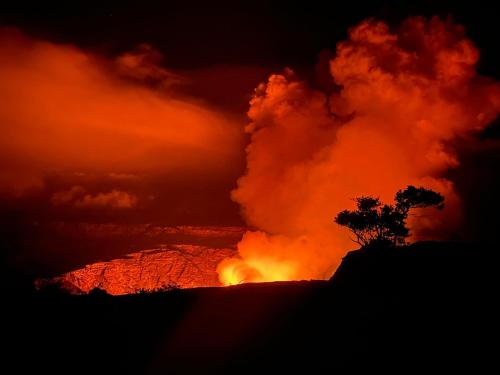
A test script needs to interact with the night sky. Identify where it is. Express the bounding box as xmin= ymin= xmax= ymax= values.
xmin=1 ymin=2 xmax=498 ymax=72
